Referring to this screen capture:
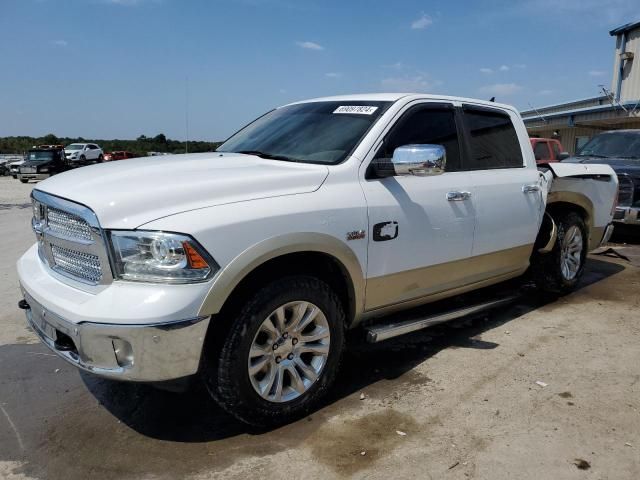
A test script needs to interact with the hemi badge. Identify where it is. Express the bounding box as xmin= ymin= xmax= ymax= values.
xmin=346 ymin=230 xmax=366 ymax=241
